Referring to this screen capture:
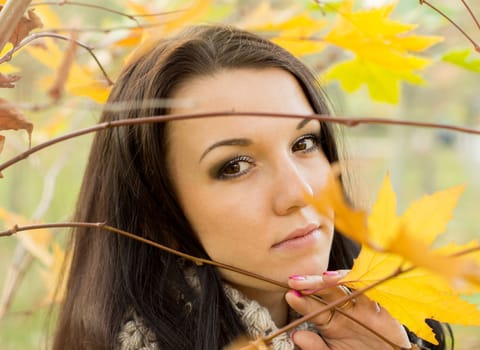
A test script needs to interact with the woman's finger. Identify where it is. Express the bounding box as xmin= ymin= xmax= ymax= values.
xmin=291 ymin=330 xmax=329 ymax=350
xmin=285 ymin=290 xmax=336 ymax=329
xmin=288 ymin=270 xmax=350 ymax=295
